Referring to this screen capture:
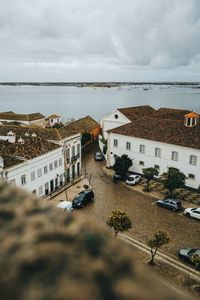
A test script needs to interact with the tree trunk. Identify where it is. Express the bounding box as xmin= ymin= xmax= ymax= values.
xmin=114 ymin=230 xmax=118 ymax=237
